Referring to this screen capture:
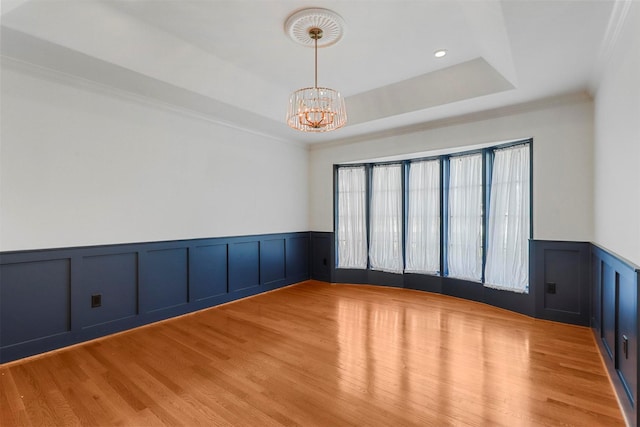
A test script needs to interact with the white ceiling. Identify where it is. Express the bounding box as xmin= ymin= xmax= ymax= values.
xmin=0 ymin=0 xmax=620 ymax=145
